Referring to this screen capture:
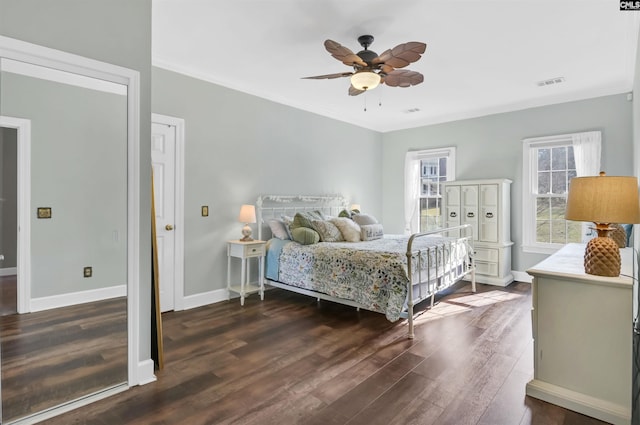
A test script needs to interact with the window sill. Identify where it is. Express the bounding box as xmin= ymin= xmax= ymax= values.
xmin=521 ymin=244 xmax=566 ymax=255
